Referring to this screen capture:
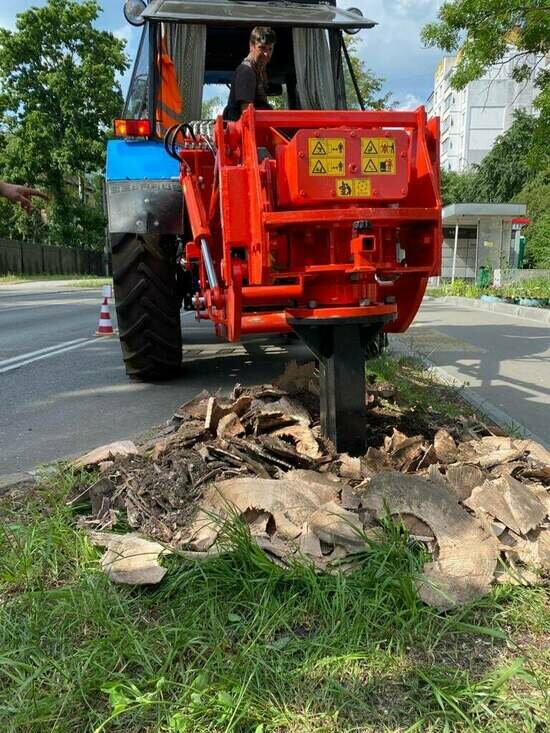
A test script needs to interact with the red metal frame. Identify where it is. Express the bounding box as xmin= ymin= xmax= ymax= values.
xmin=179 ymin=107 xmax=441 ymax=341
